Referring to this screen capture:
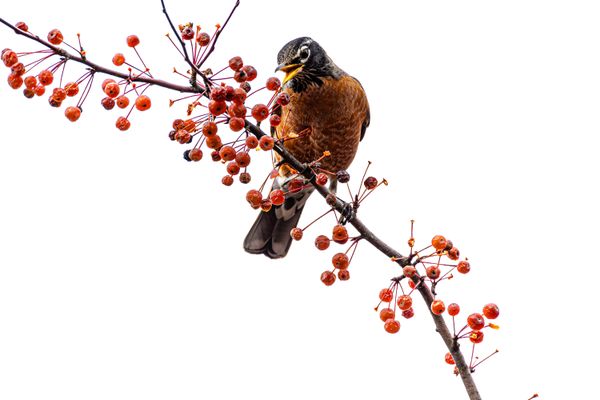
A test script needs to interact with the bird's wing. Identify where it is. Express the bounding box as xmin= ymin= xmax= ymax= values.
xmin=350 ymin=76 xmax=370 ymax=141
